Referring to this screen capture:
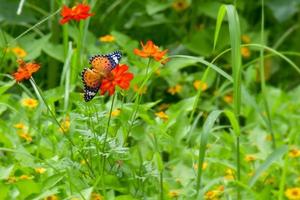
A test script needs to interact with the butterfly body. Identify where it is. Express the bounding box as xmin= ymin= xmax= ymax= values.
xmin=82 ymin=51 xmax=122 ymax=101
